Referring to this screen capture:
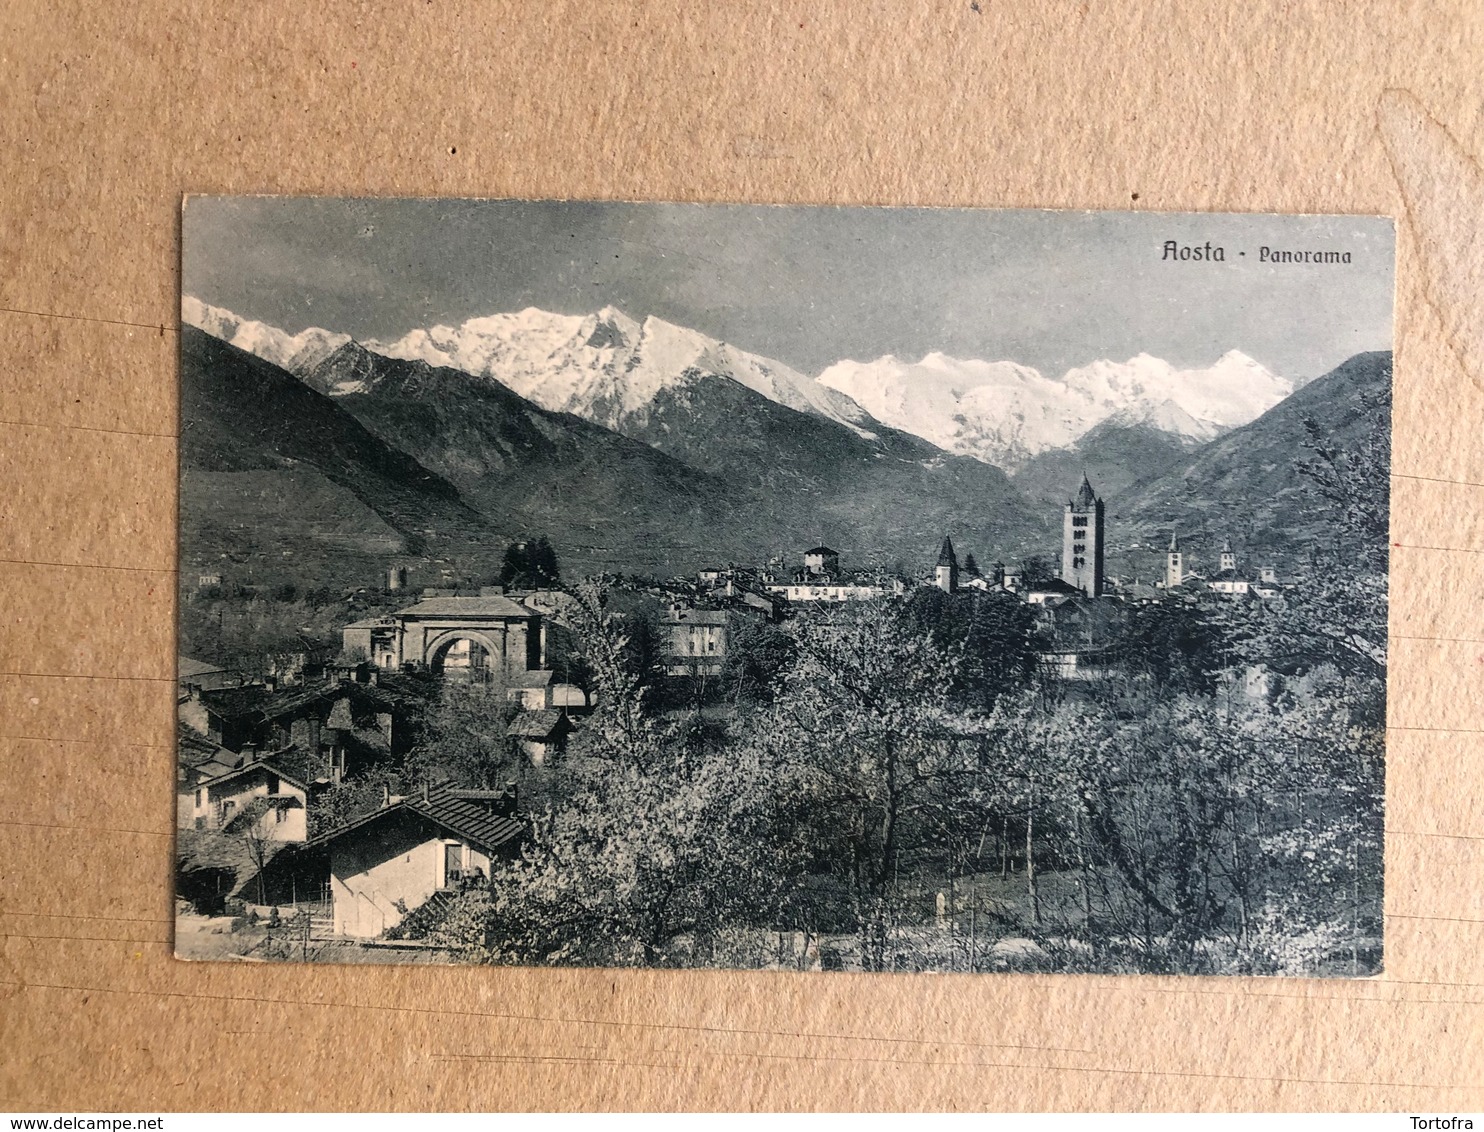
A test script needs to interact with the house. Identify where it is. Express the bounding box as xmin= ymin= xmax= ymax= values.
xmin=1024 ymin=577 xmax=1083 ymax=607
xmin=664 ymin=608 xmax=729 ymax=676
xmin=765 ymin=580 xmax=886 ymax=604
xmin=265 ymin=635 xmax=337 ymax=685
xmin=802 ymin=546 xmax=840 ymax=578
xmin=1206 ymin=568 xmax=1254 ymax=596
xmin=179 ymin=684 xmax=274 ymax=752
xmin=506 ymin=710 xmax=574 ymax=766
xmin=179 ymin=672 xmax=433 ymax=777
xmin=505 ymin=669 xmax=556 ymax=709
xmin=189 ymin=747 xmax=332 ymax=843
xmin=308 ymin=783 xmax=523 ymax=939
xmin=176 ymin=726 xmax=238 ymax=830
